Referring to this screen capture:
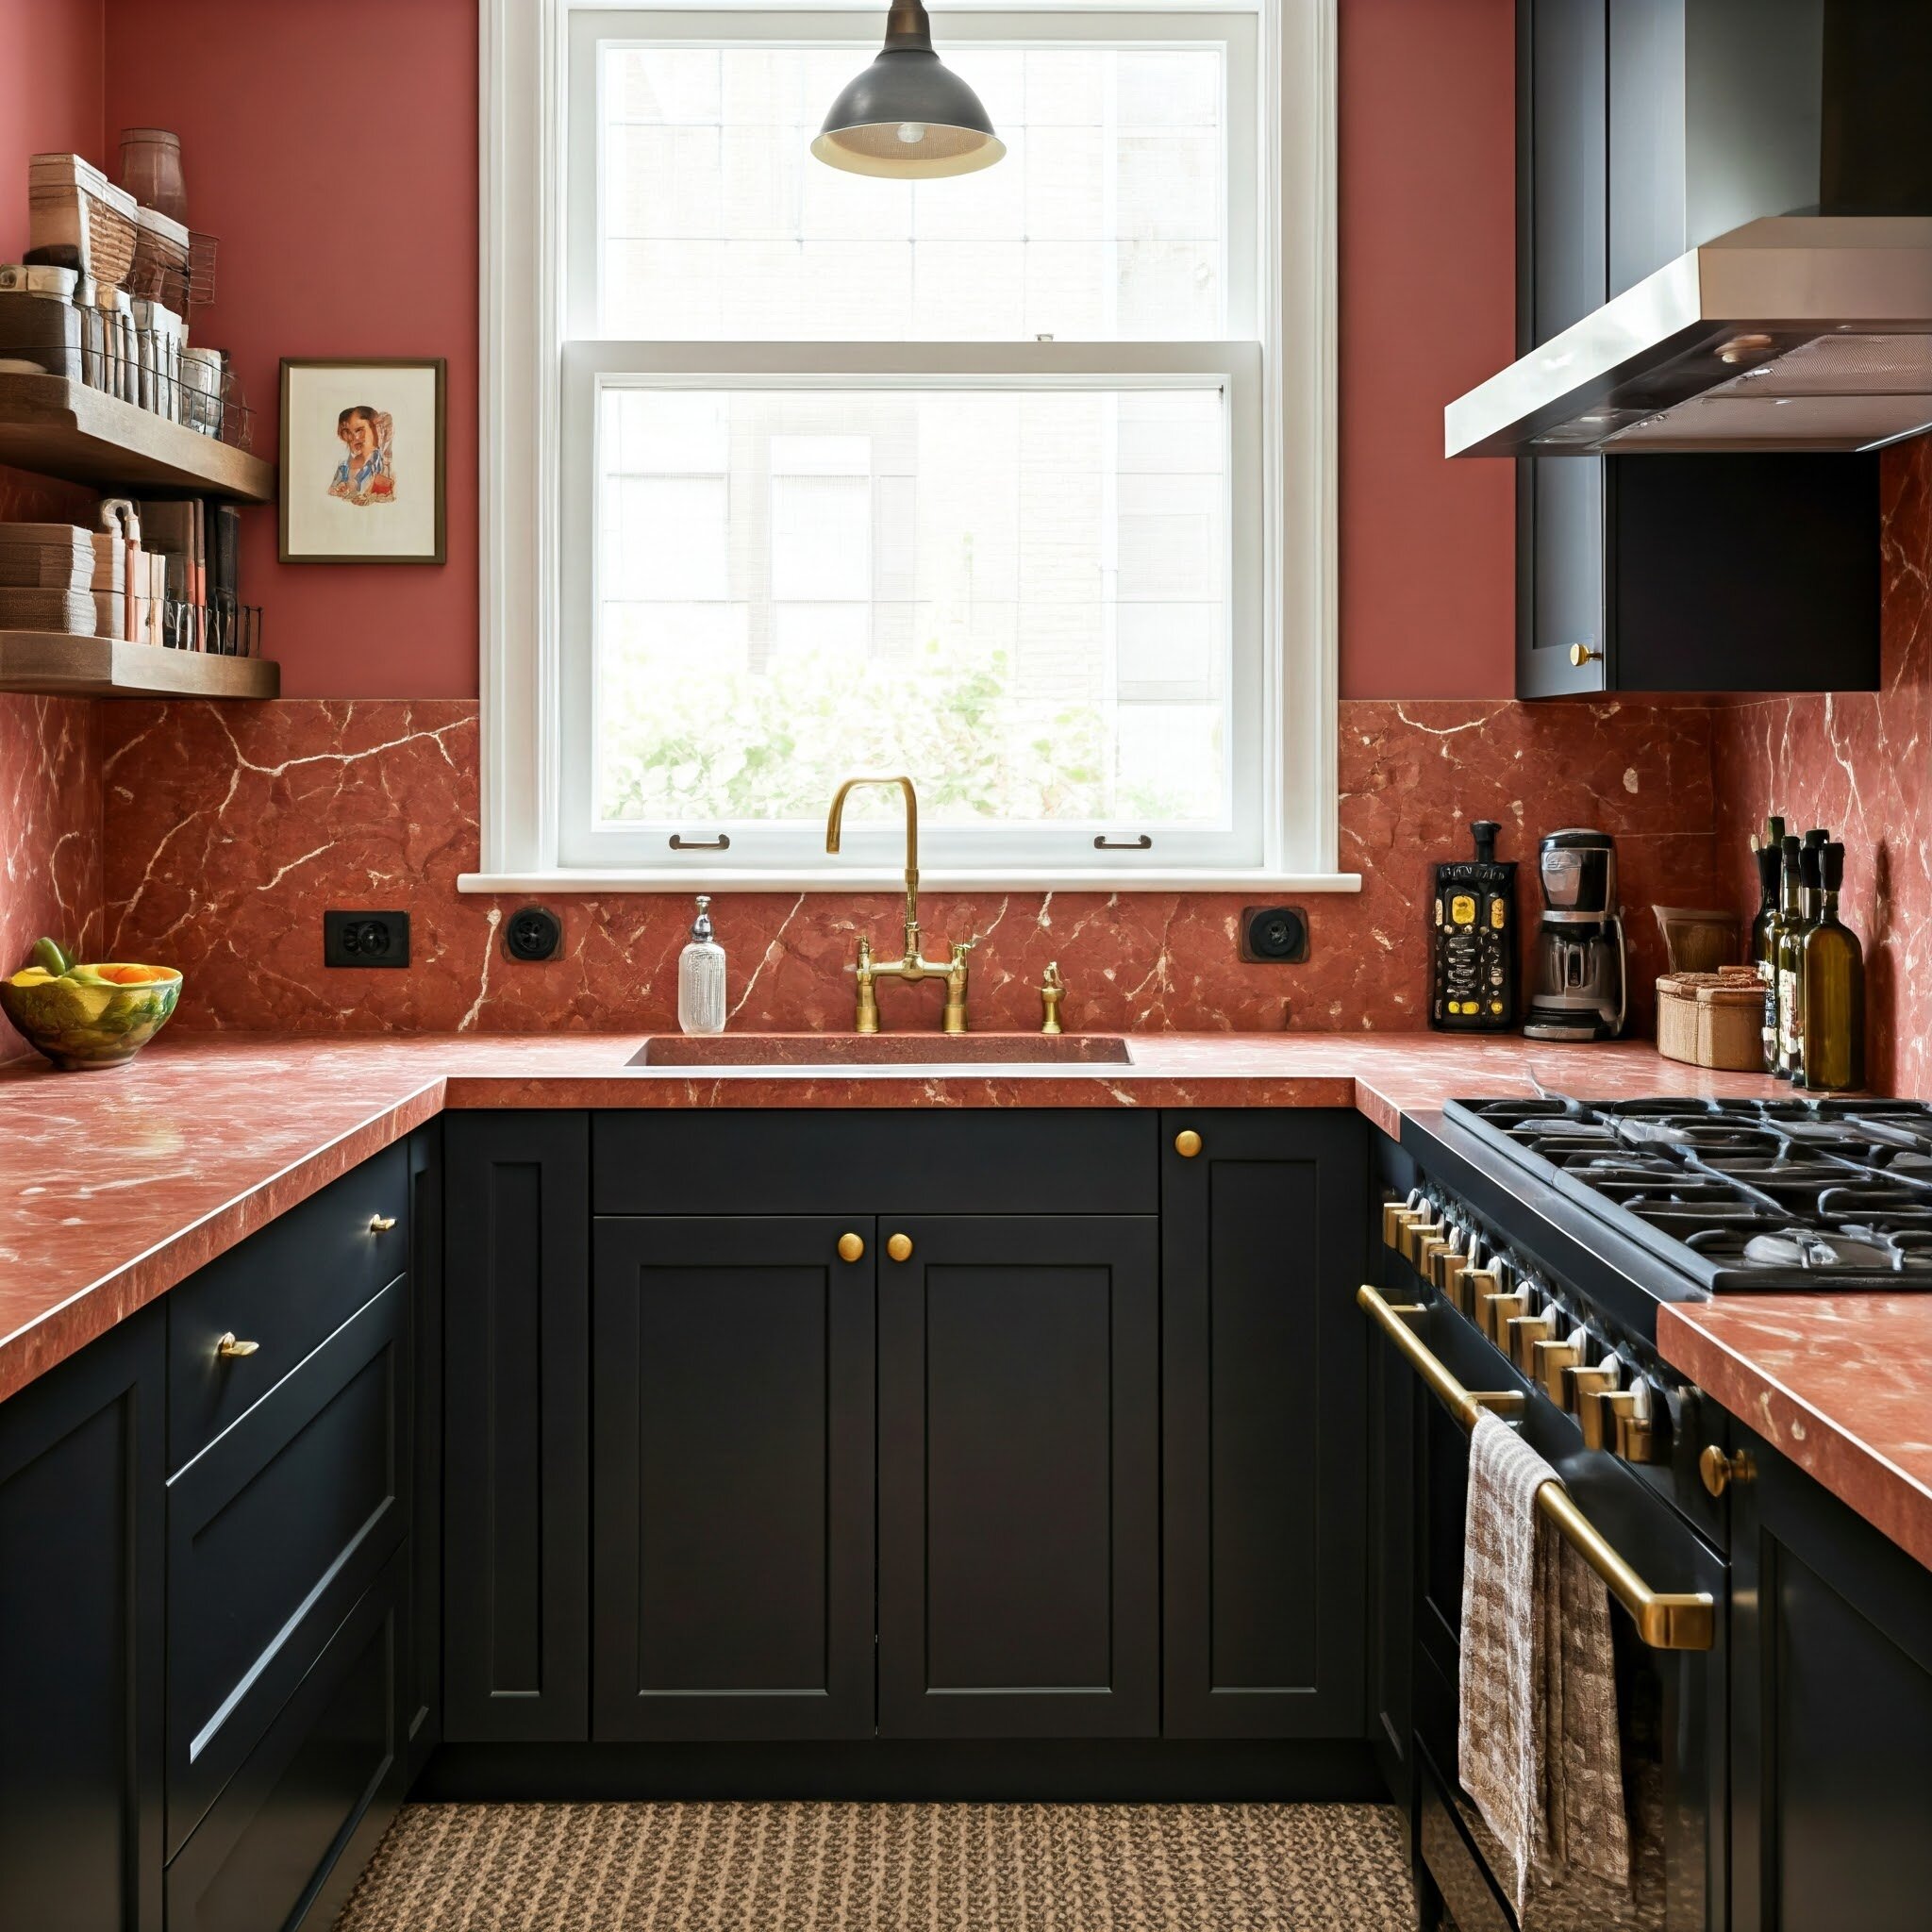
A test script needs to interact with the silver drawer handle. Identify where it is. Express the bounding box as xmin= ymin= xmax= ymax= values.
xmin=369 ymin=1214 xmax=397 ymax=1233
xmin=214 ymin=1332 xmax=259 ymax=1359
